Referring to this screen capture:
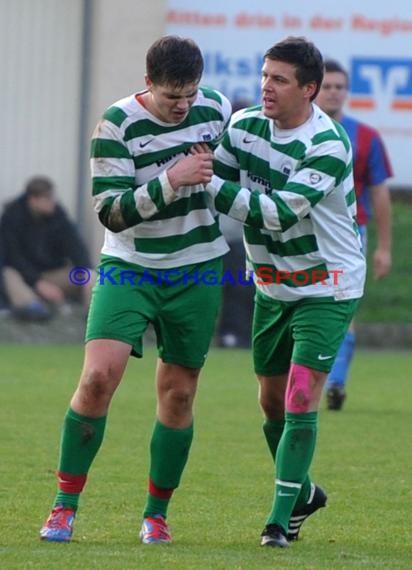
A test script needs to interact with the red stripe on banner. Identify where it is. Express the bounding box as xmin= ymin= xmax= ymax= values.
xmin=348 ymin=99 xmax=375 ymax=110
xmin=392 ymin=101 xmax=412 ymax=110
